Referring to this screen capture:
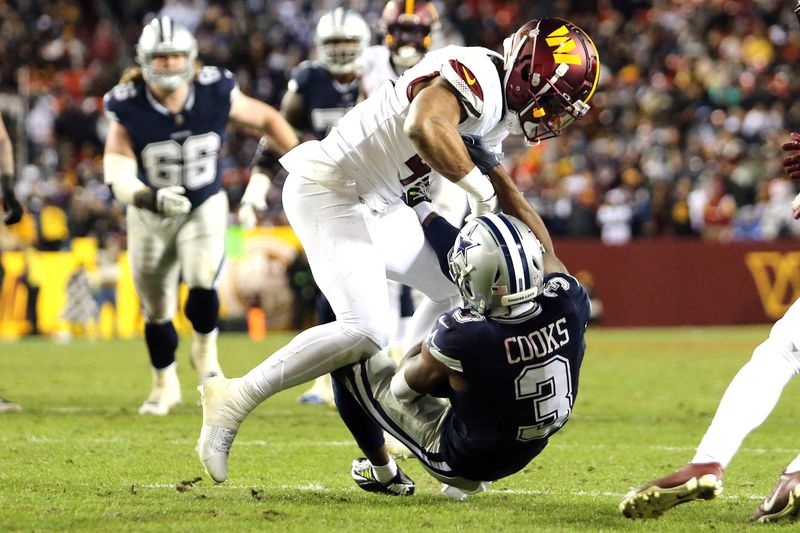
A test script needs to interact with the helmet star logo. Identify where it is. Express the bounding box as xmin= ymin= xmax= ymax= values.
xmin=452 ymin=228 xmax=480 ymax=262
